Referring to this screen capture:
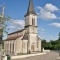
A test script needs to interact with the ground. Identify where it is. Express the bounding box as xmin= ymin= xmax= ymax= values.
xmin=12 ymin=50 xmax=60 ymax=60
